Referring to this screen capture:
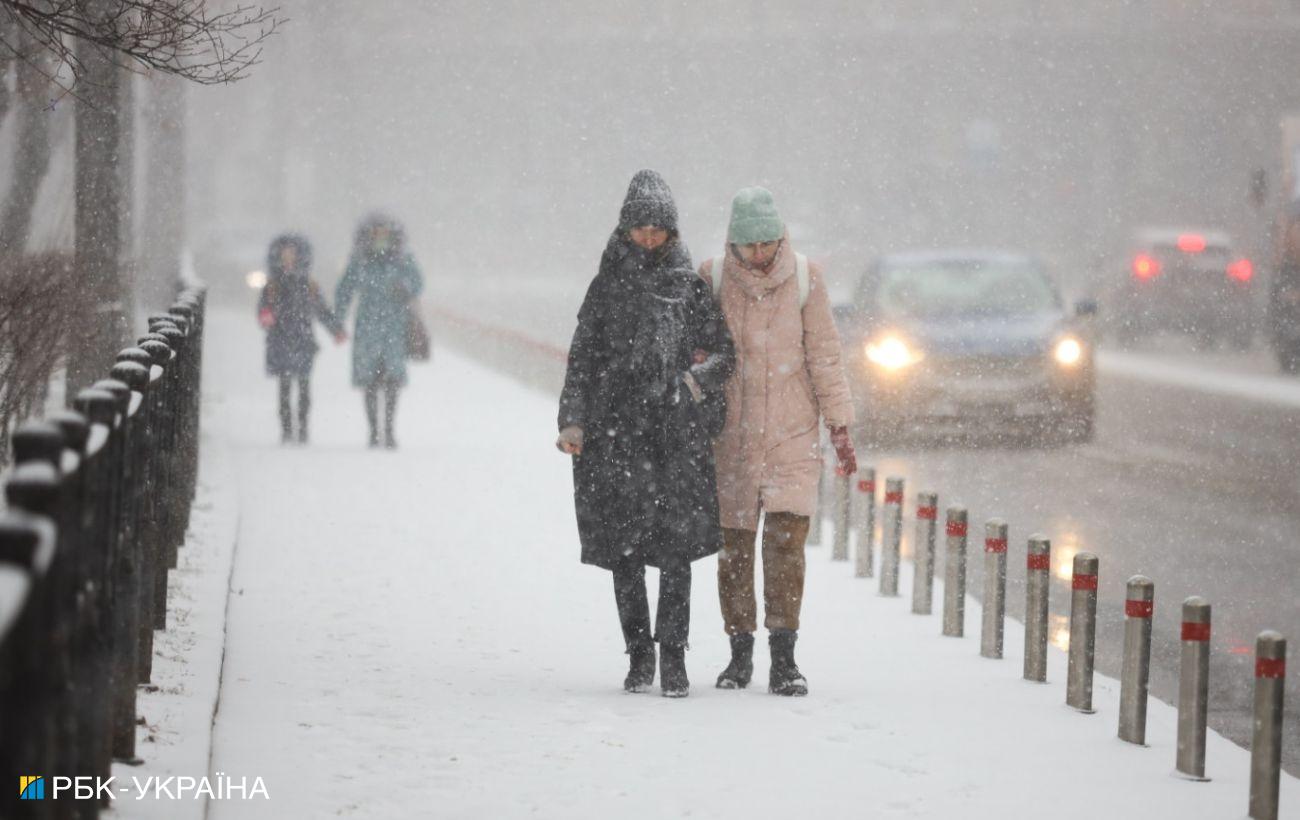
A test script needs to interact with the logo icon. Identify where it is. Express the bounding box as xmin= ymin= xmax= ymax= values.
xmin=19 ymin=776 xmax=45 ymax=800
